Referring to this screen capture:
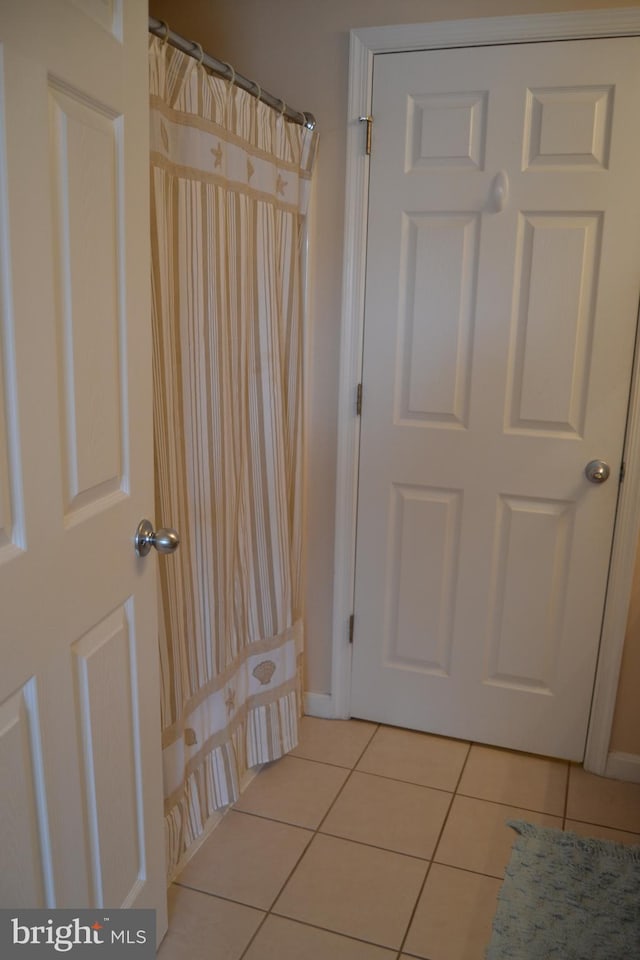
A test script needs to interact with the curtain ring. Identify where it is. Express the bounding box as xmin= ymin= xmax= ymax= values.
xmin=278 ymin=98 xmax=287 ymax=119
xmin=157 ymin=20 xmax=170 ymax=45
xmin=191 ymin=41 xmax=205 ymax=66
xmin=221 ymin=60 xmax=236 ymax=86
xmin=253 ymin=81 xmax=262 ymax=103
